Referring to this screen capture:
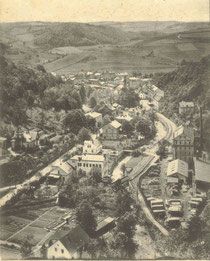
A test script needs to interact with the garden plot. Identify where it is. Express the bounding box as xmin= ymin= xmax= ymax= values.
xmin=2 ymin=206 xmax=75 ymax=247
